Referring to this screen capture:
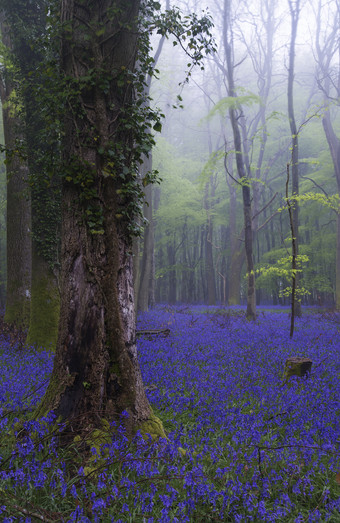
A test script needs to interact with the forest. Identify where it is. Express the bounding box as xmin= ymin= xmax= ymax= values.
xmin=0 ymin=0 xmax=339 ymax=521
